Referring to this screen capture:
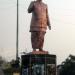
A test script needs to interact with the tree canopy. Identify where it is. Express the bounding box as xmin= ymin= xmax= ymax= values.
xmin=59 ymin=54 xmax=75 ymax=75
